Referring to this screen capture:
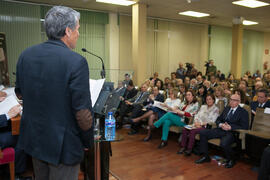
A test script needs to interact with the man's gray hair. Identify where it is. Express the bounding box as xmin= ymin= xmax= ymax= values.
xmin=44 ymin=6 xmax=80 ymax=40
